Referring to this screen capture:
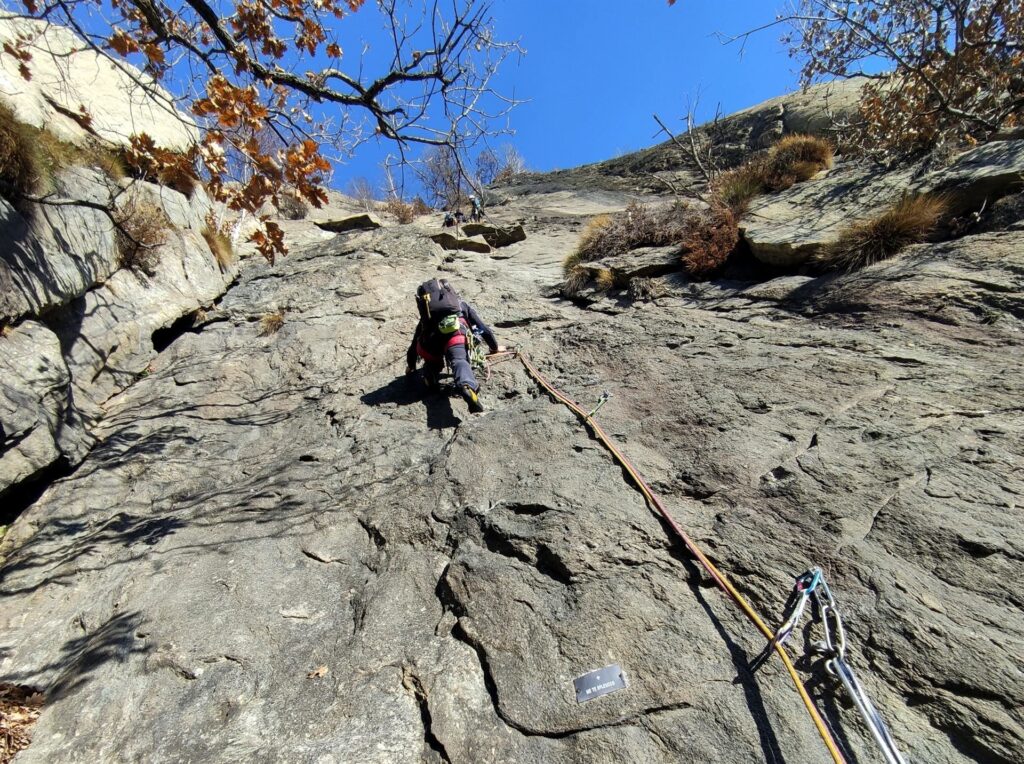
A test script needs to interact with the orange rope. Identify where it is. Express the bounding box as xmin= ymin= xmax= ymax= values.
xmin=500 ymin=350 xmax=846 ymax=764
